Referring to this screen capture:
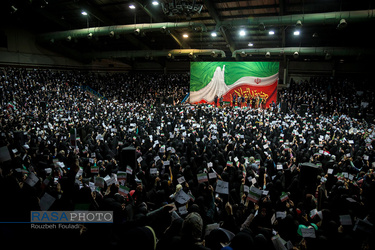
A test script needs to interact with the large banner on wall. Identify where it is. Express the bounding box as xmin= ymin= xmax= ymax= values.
xmin=189 ymin=62 xmax=279 ymax=107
